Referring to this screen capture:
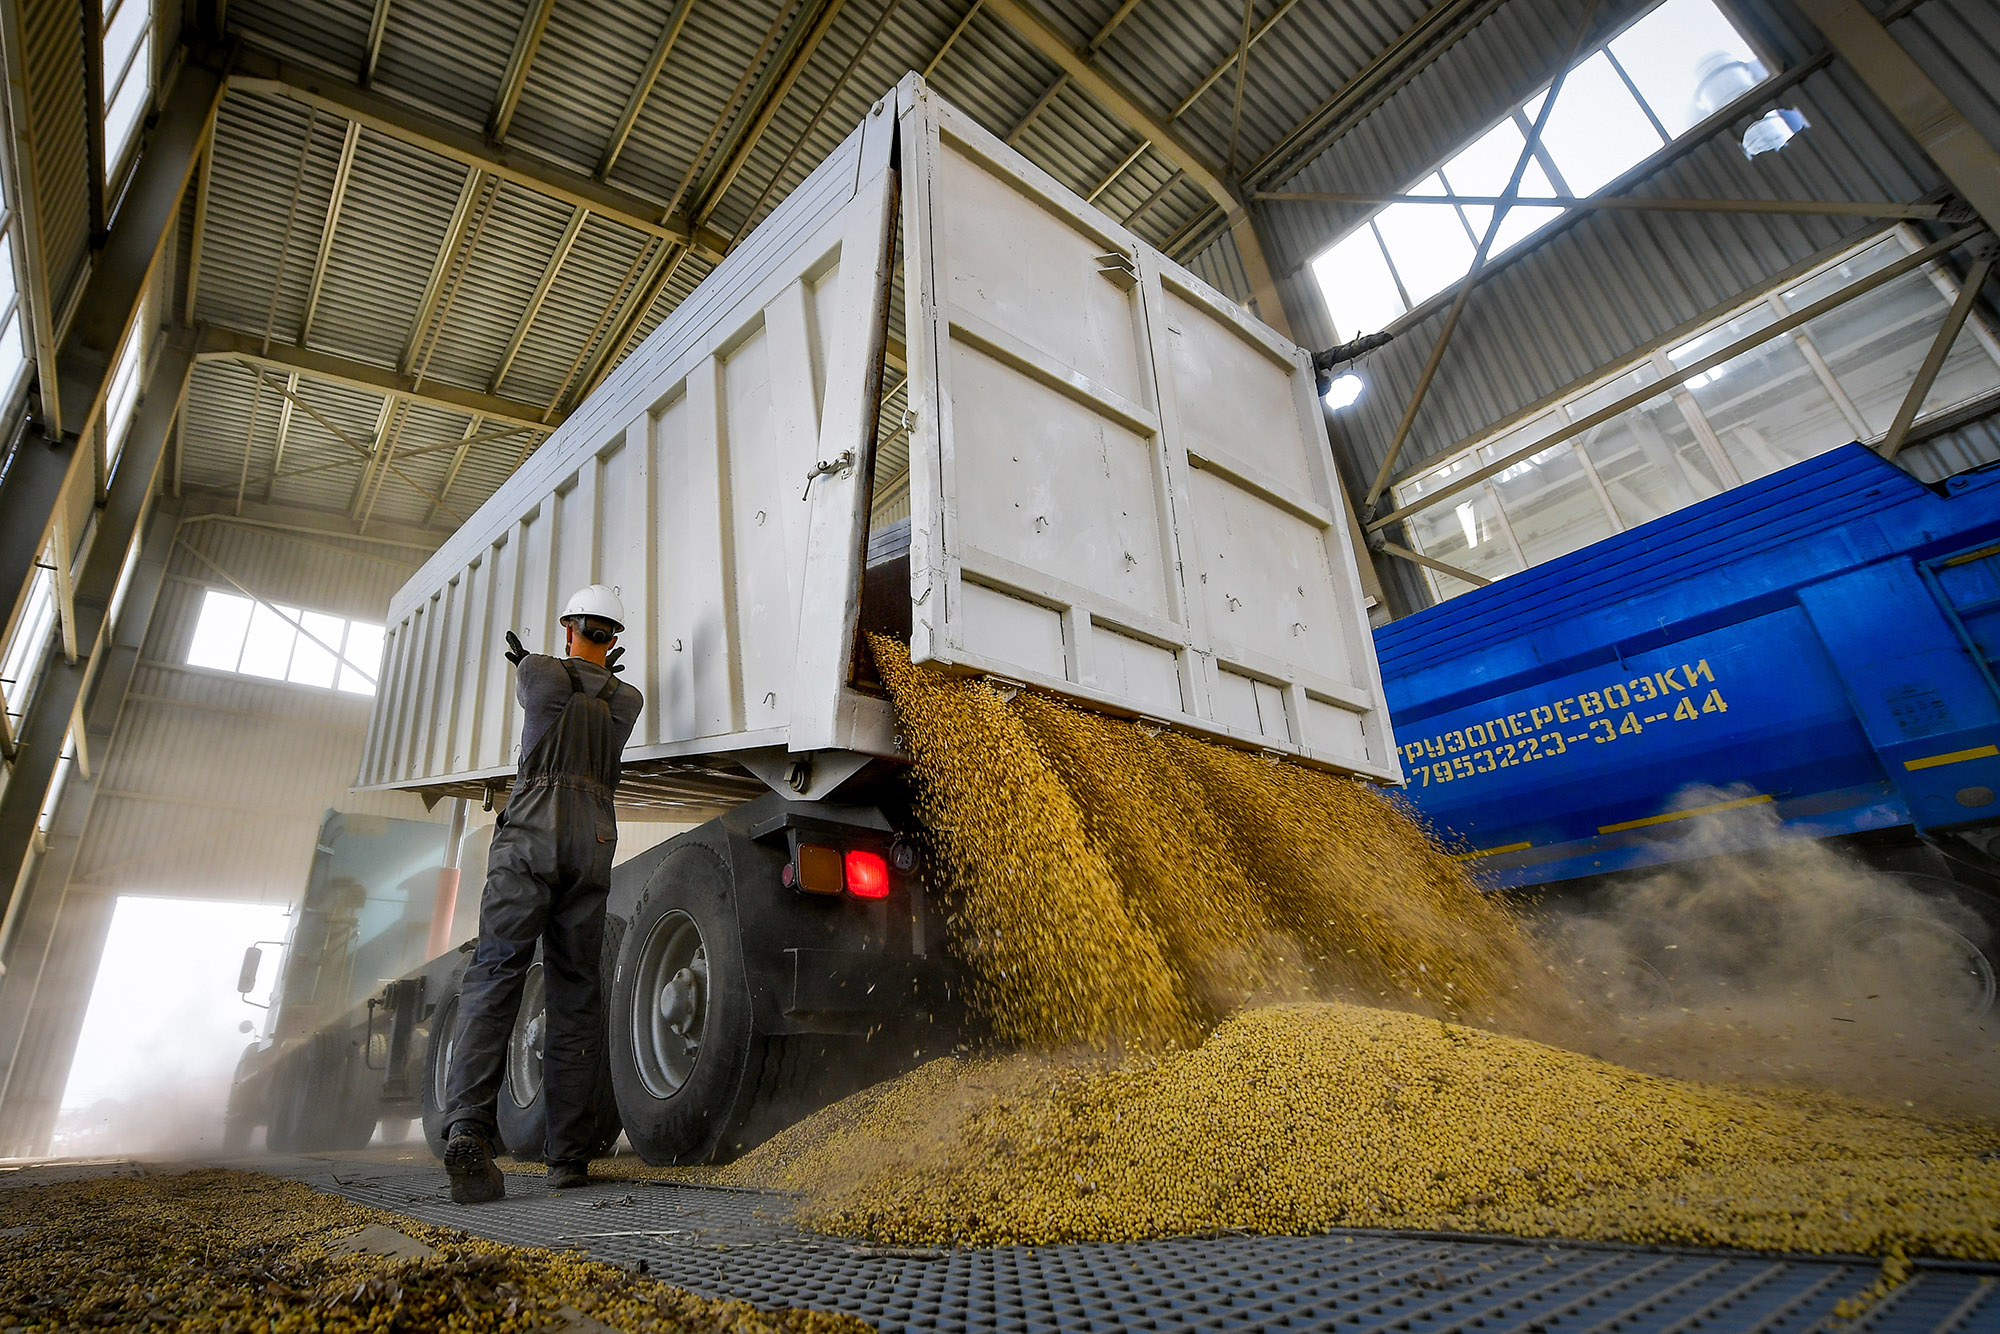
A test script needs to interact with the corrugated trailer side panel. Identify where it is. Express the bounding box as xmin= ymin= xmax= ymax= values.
xmin=358 ymin=100 xmax=902 ymax=801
